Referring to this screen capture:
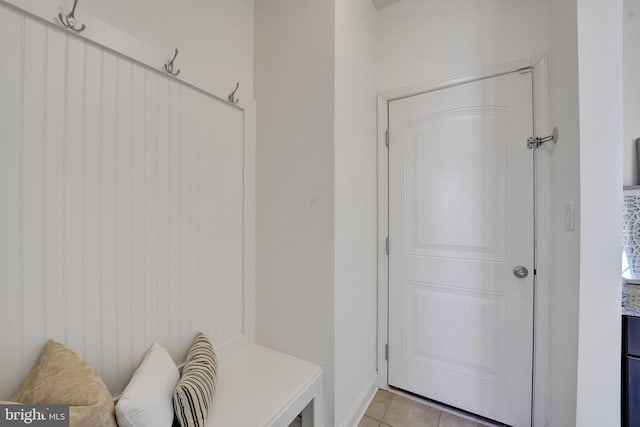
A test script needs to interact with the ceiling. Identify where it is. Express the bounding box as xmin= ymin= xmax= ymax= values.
xmin=371 ymin=0 xmax=404 ymax=10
